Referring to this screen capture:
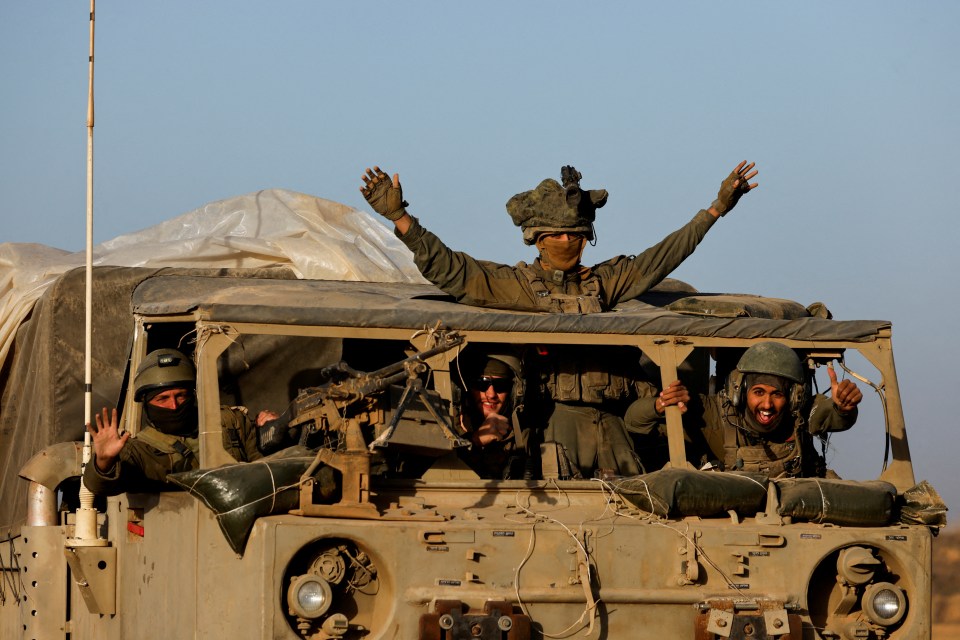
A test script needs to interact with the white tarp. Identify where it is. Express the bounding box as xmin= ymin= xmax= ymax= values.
xmin=0 ymin=188 xmax=427 ymax=365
